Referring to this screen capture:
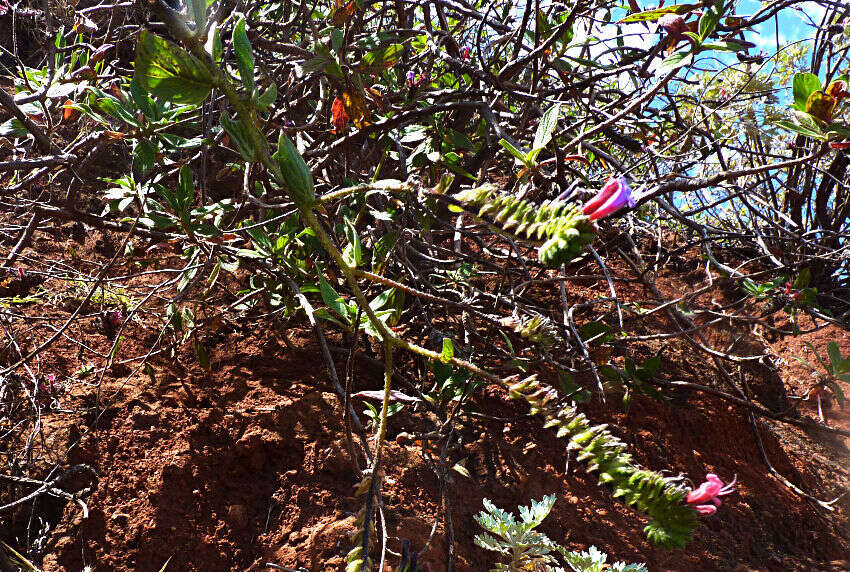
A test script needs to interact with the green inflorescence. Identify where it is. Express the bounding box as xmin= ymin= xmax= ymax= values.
xmin=506 ymin=374 xmax=698 ymax=548
xmin=453 ymin=185 xmax=597 ymax=267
